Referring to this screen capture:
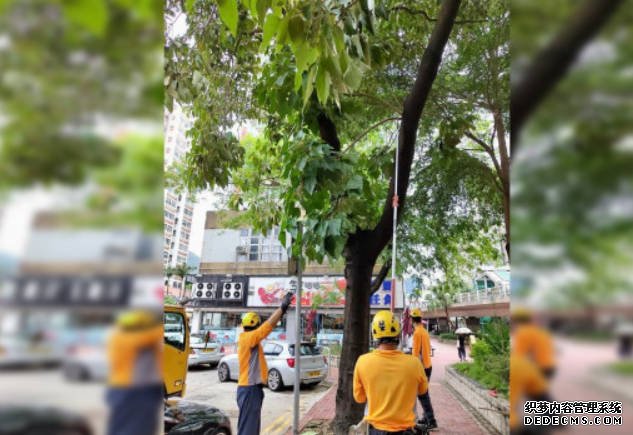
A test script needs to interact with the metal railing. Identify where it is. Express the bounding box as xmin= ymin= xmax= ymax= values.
xmin=453 ymin=287 xmax=511 ymax=305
